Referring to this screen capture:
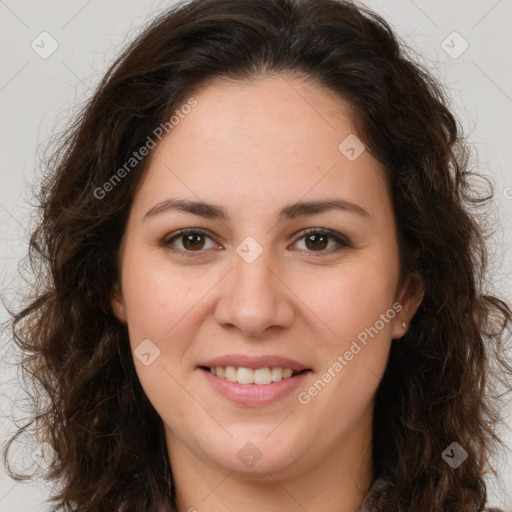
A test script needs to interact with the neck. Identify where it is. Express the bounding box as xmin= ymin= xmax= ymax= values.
xmin=166 ymin=404 xmax=375 ymax=512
